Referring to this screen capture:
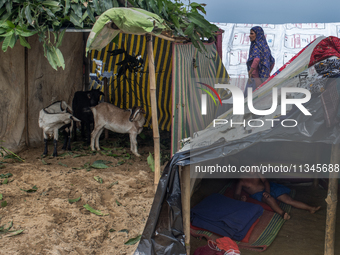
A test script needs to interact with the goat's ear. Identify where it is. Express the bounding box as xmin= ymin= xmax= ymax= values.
xmin=129 ymin=107 xmax=144 ymax=122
